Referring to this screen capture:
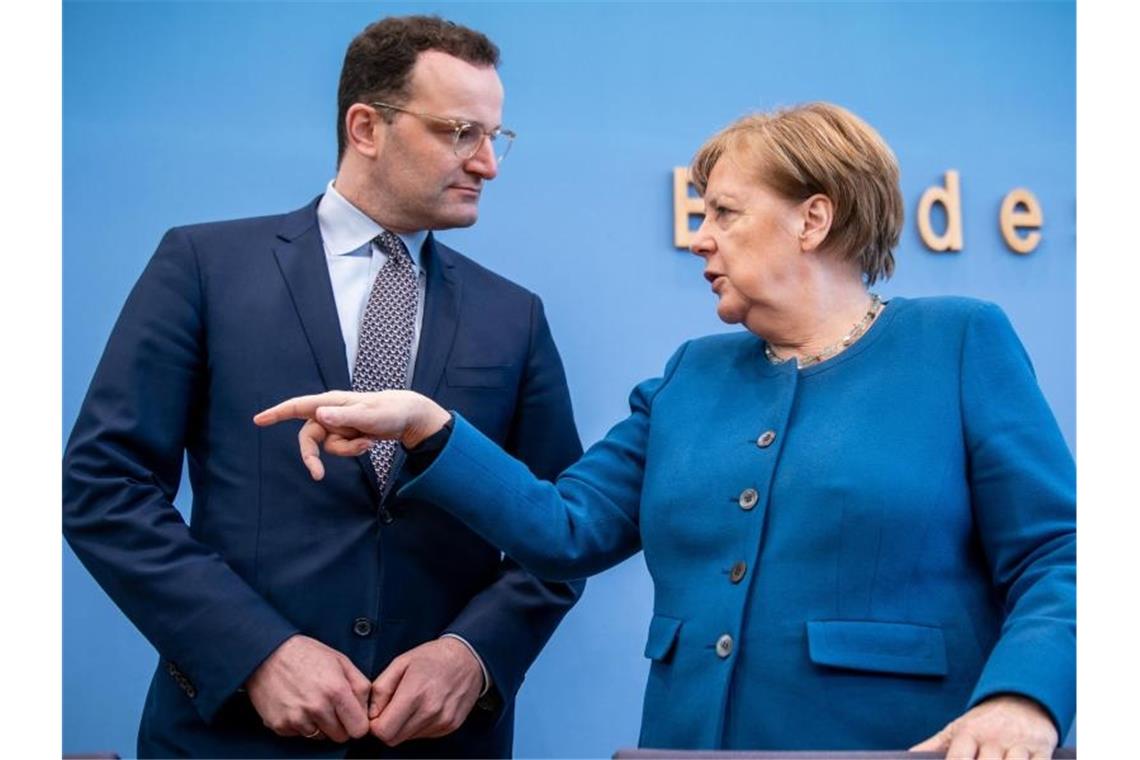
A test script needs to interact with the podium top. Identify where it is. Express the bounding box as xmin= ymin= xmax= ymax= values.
xmin=614 ymin=751 xmax=1076 ymax=760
